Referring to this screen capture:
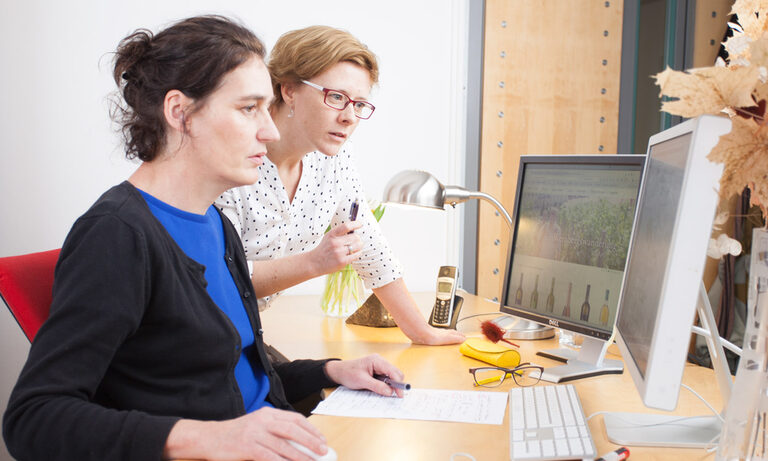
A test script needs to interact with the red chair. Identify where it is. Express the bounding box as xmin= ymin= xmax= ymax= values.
xmin=0 ymin=249 xmax=60 ymax=342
